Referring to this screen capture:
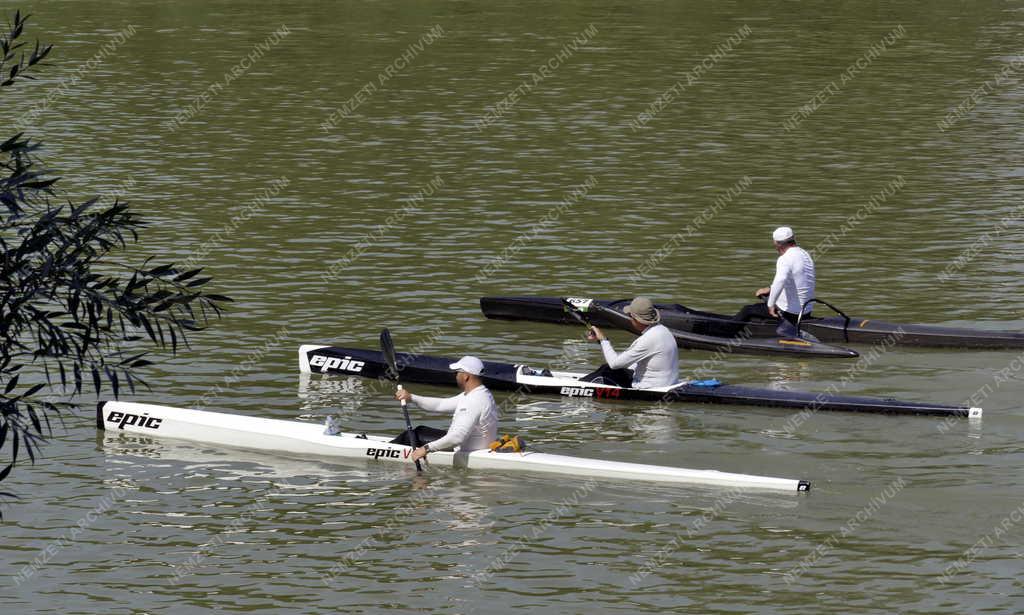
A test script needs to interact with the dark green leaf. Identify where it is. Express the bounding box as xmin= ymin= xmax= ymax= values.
xmin=28 ymin=407 xmax=41 ymax=433
xmin=22 ymin=178 xmax=58 ymax=189
xmin=174 ymin=268 xmax=203 ymax=282
xmin=147 ymin=263 xmax=175 ymax=276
